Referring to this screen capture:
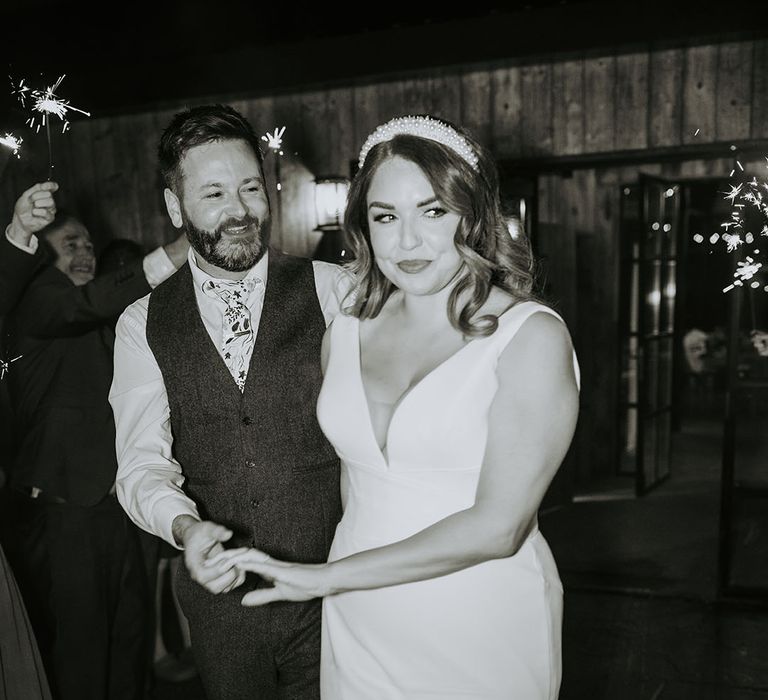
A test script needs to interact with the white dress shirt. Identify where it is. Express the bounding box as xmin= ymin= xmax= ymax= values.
xmin=5 ymin=227 xmax=39 ymax=254
xmin=109 ymin=249 xmax=353 ymax=547
xmin=142 ymin=246 xmax=178 ymax=289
